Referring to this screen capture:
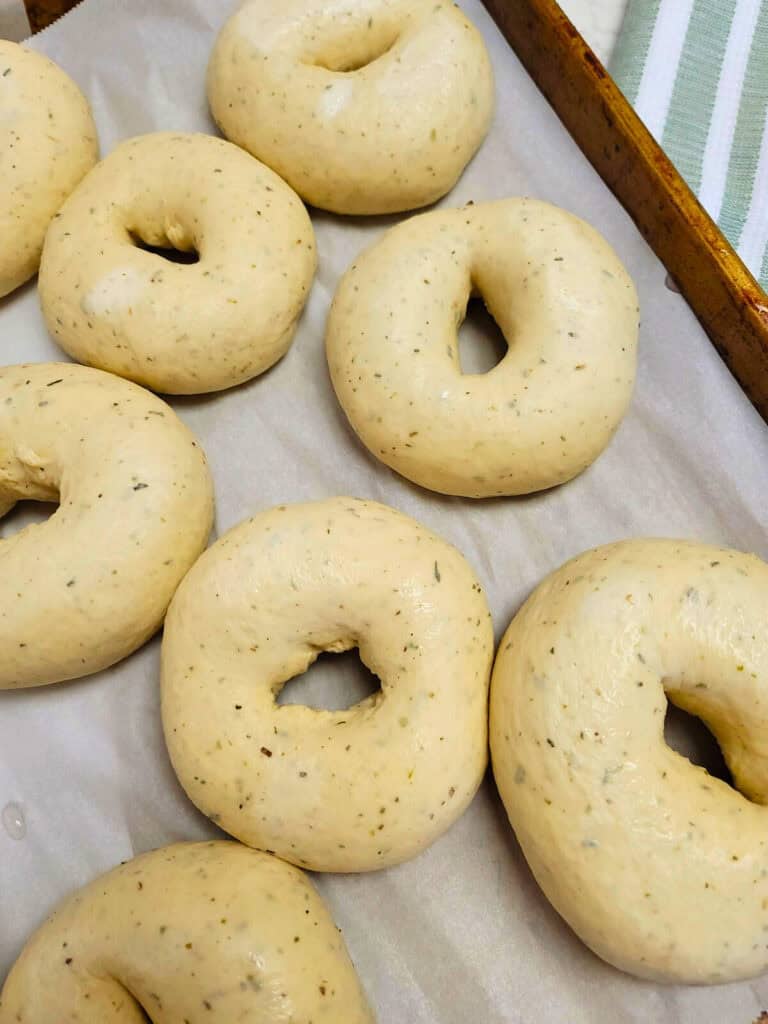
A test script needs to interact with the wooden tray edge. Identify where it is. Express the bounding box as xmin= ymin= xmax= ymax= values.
xmin=482 ymin=0 xmax=768 ymax=423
